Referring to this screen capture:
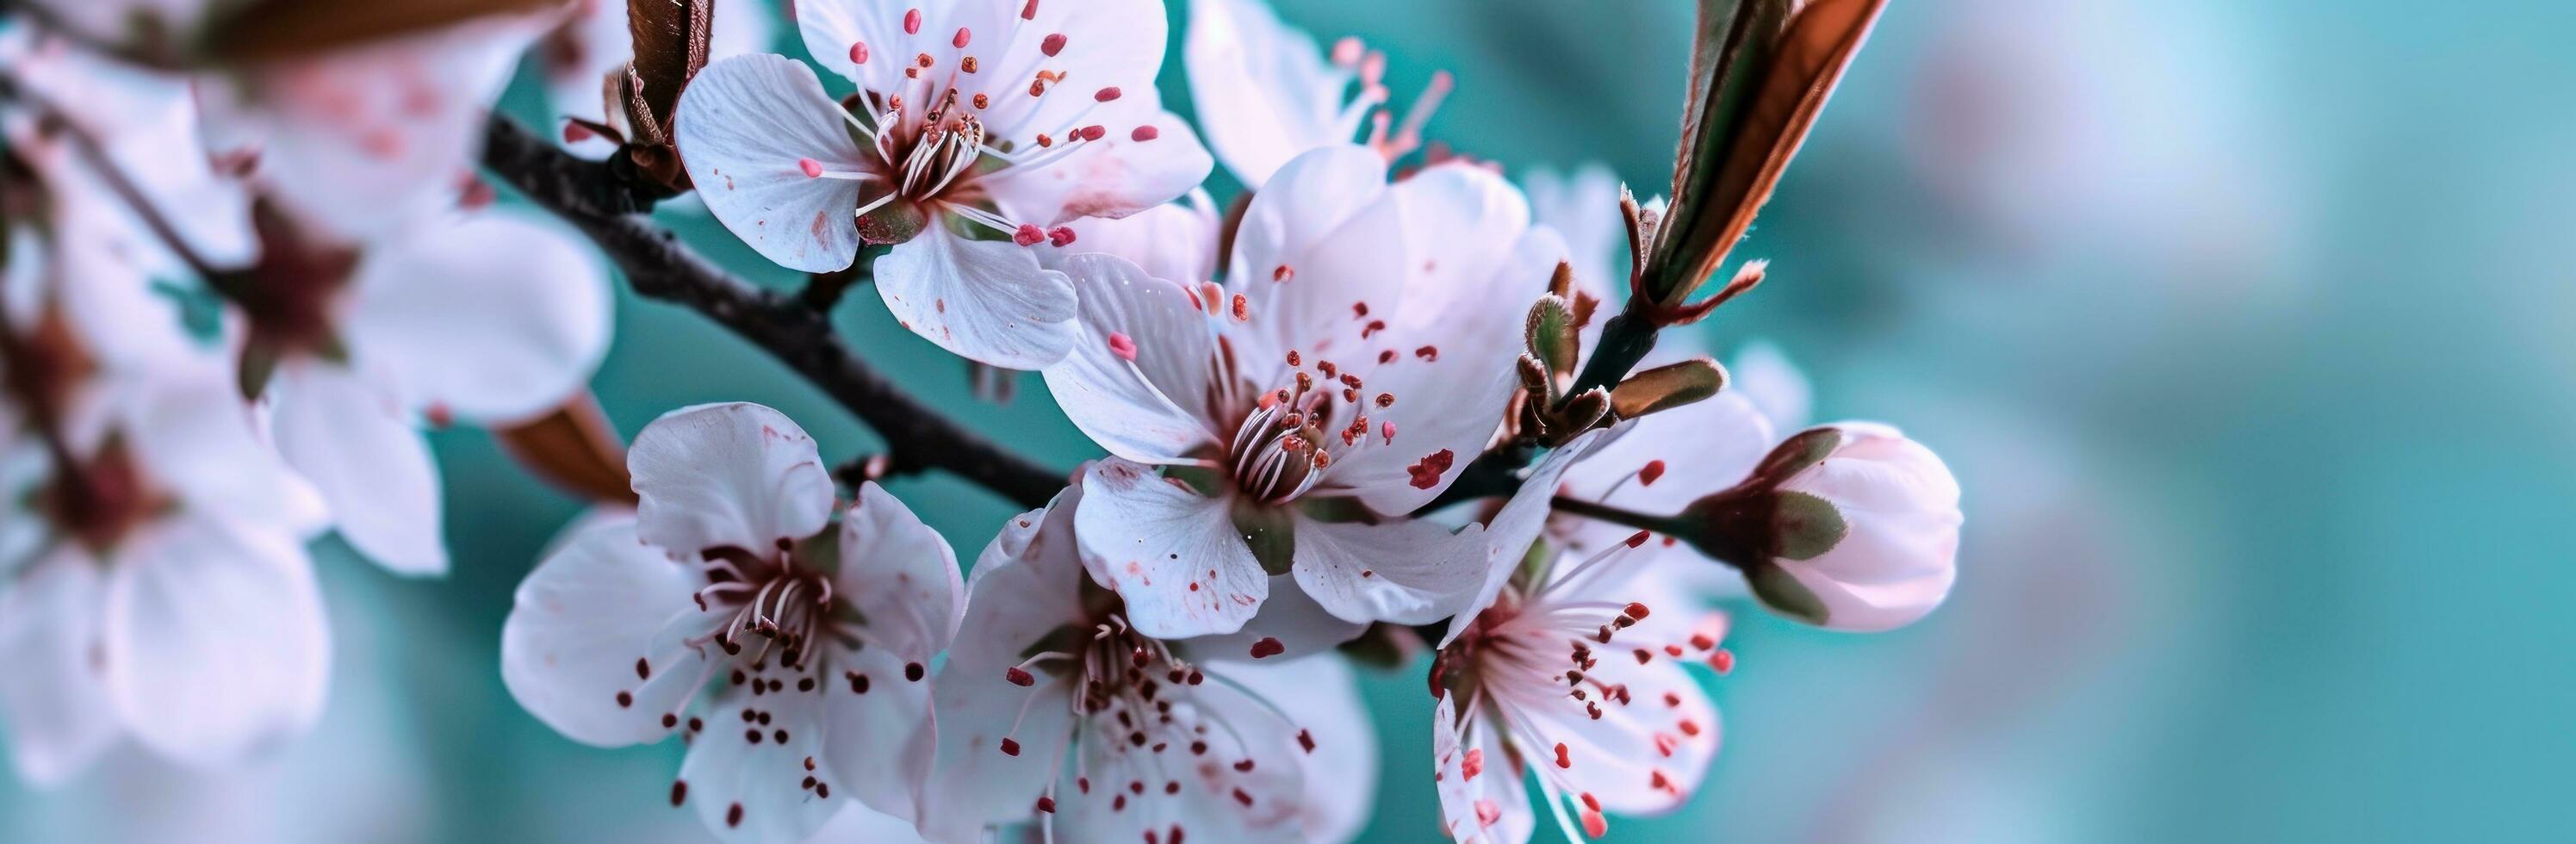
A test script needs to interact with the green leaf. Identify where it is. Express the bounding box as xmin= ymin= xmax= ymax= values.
xmin=1524 ymin=295 xmax=1580 ymax=379
xmin=1752 ymin=426 xmax=1841 ymax=482
xmin=1748 ymin=562 xmax=1831 ymax=625
xmin=1770 ymin=490 xmax=1847 ymax=561
xmin=1611 ymin=357 xmax=1729 ymax=419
